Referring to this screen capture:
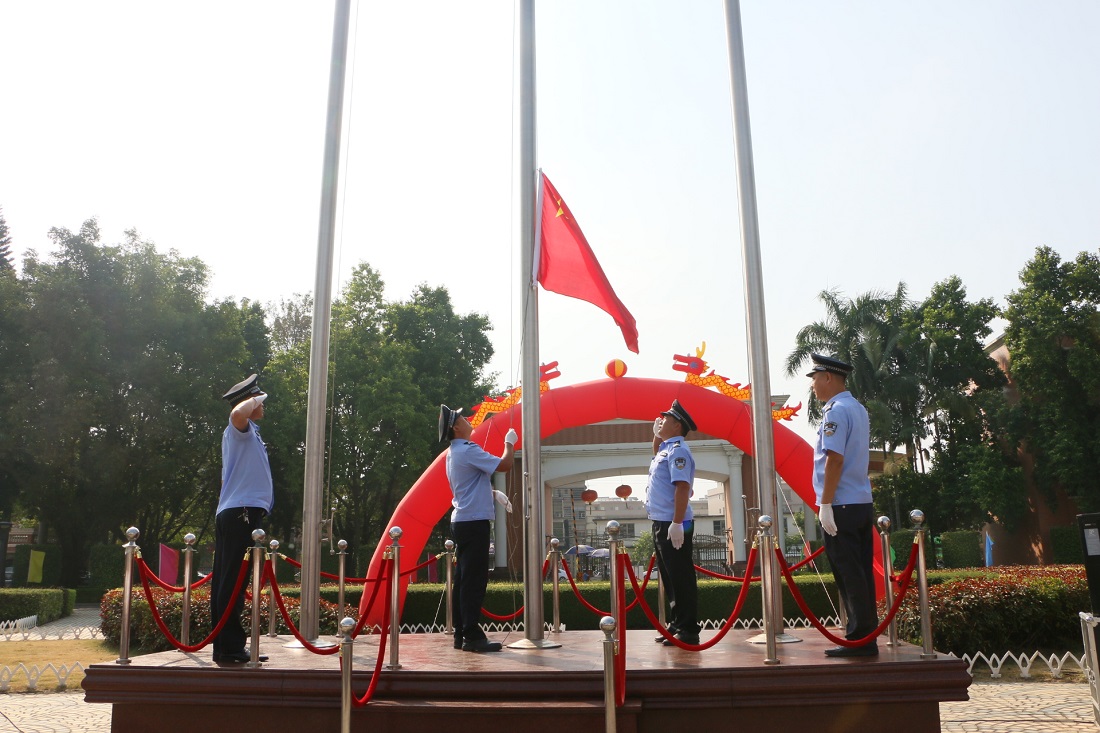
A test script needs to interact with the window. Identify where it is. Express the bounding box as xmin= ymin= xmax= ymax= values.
xmin=712 ymin=520 xmax=726 ymax=536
